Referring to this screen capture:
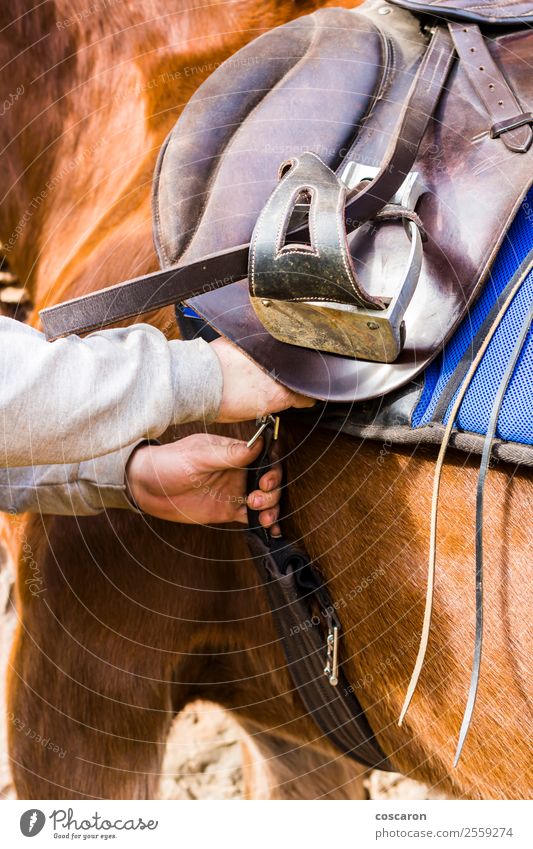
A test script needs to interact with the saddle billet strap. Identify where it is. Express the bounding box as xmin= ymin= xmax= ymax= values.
xmin=448 ymin=22 xmax=532 ymax=153
xmin=454 ymin=302 xmax=533 ymax=767
xmin=39 ymin=26 xmax=454 ymax=342
xmin=399 ymin=255 xmax=533 ymax=743
xmin=245 ymin=419 xmax=391 ymax=771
